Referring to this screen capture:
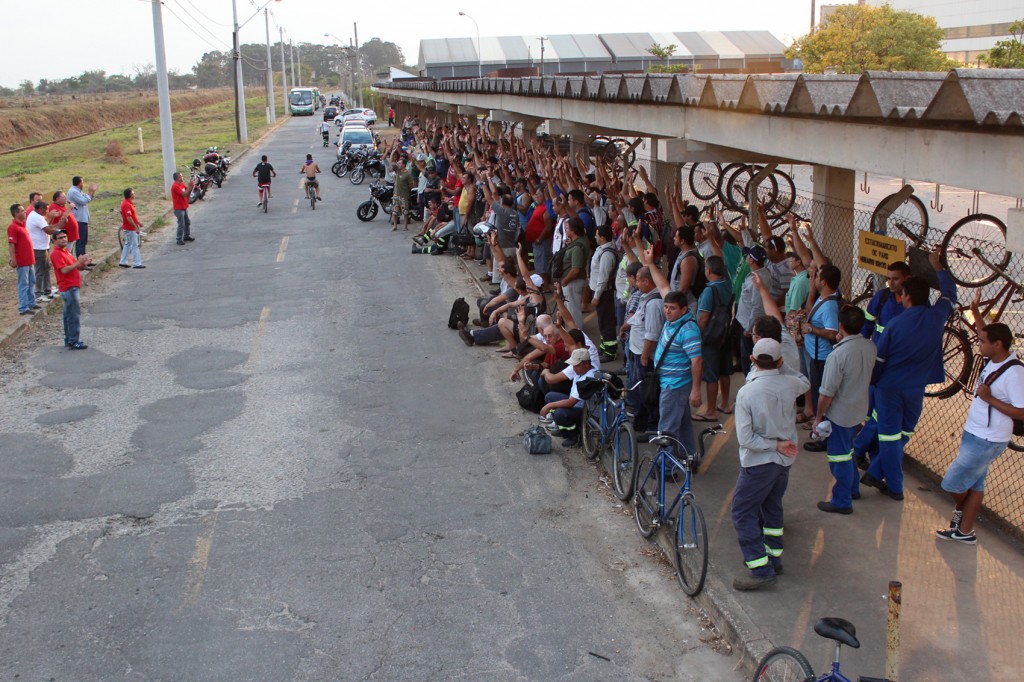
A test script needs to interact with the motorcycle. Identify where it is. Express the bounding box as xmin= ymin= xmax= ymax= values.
xmin=356 ymin=181 xmax=419 ymax=222
xmin=349 ymin=151 xmax=386 ymax=185
xmin=187 ymin=160 xmax=212 ymax=204
xmin=203 ymin=147 xmax=231 ymax=187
